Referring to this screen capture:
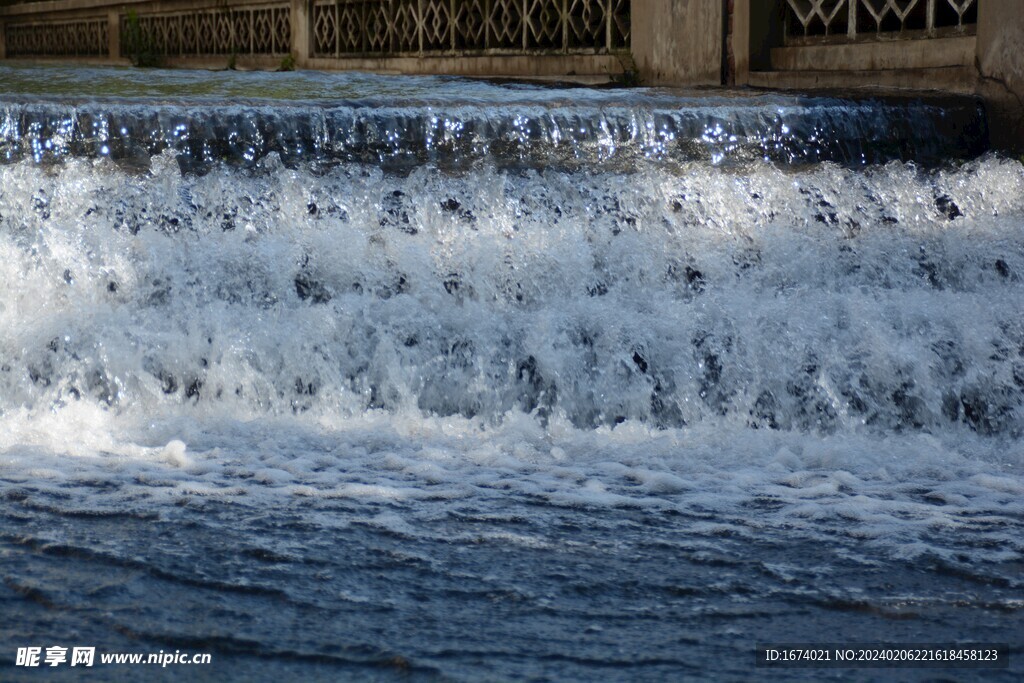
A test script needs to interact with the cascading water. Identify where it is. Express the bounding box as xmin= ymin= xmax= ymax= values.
xmin=0 ymin=65 xmax=1021 ymax=681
